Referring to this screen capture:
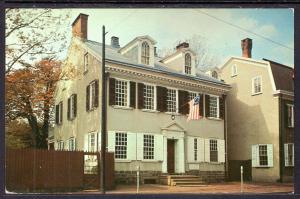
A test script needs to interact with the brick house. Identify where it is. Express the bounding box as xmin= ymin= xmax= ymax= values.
xmin=50 ymin=13 xmax=231 ymax=184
